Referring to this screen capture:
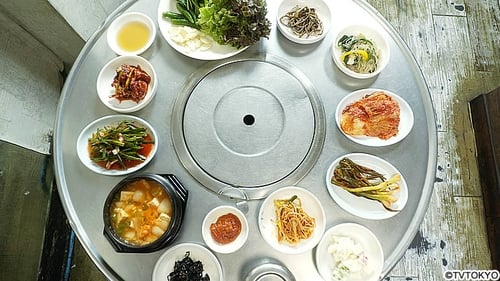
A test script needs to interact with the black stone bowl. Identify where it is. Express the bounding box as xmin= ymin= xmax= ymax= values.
xmin=103 ymin=173 xmax=188 ymax=253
